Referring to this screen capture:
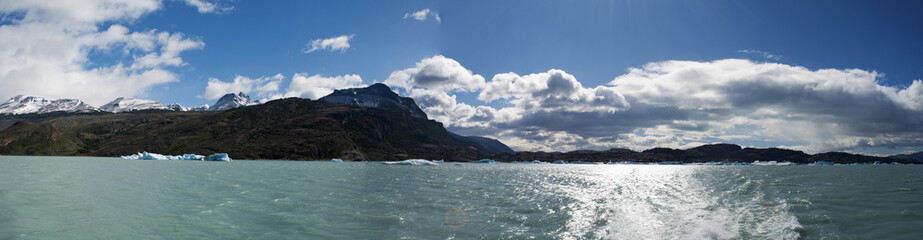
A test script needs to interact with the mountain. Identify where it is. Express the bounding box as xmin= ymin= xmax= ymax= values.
xmin=99 ymin=97 xmax=169 ymax=113
xmin=190 ymin=104 xmax=209 ymax=111
xmin=0 ymin=95 xmax=99 ymax=115
xmin=488 ymin=143 xmax=917 ymax=164
xmin=0 ymin=96 xmax=50 ymax=114
xmin=319 ymin=83 xmax=514 ymax=154
xmin=890 ymin=152 xmax=923 ymax=162
xmin=319 ymin=83 xmax=427 ymax=119
xmin=208 ymin=92 xmax=257 ymax=111
xmin=449 ymin=132 xmax=515 ymax=154
xmin=0 ymin=98 xmax=486 ymax=161
xmin=167 ymin=103 xmax=188 ymax=111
